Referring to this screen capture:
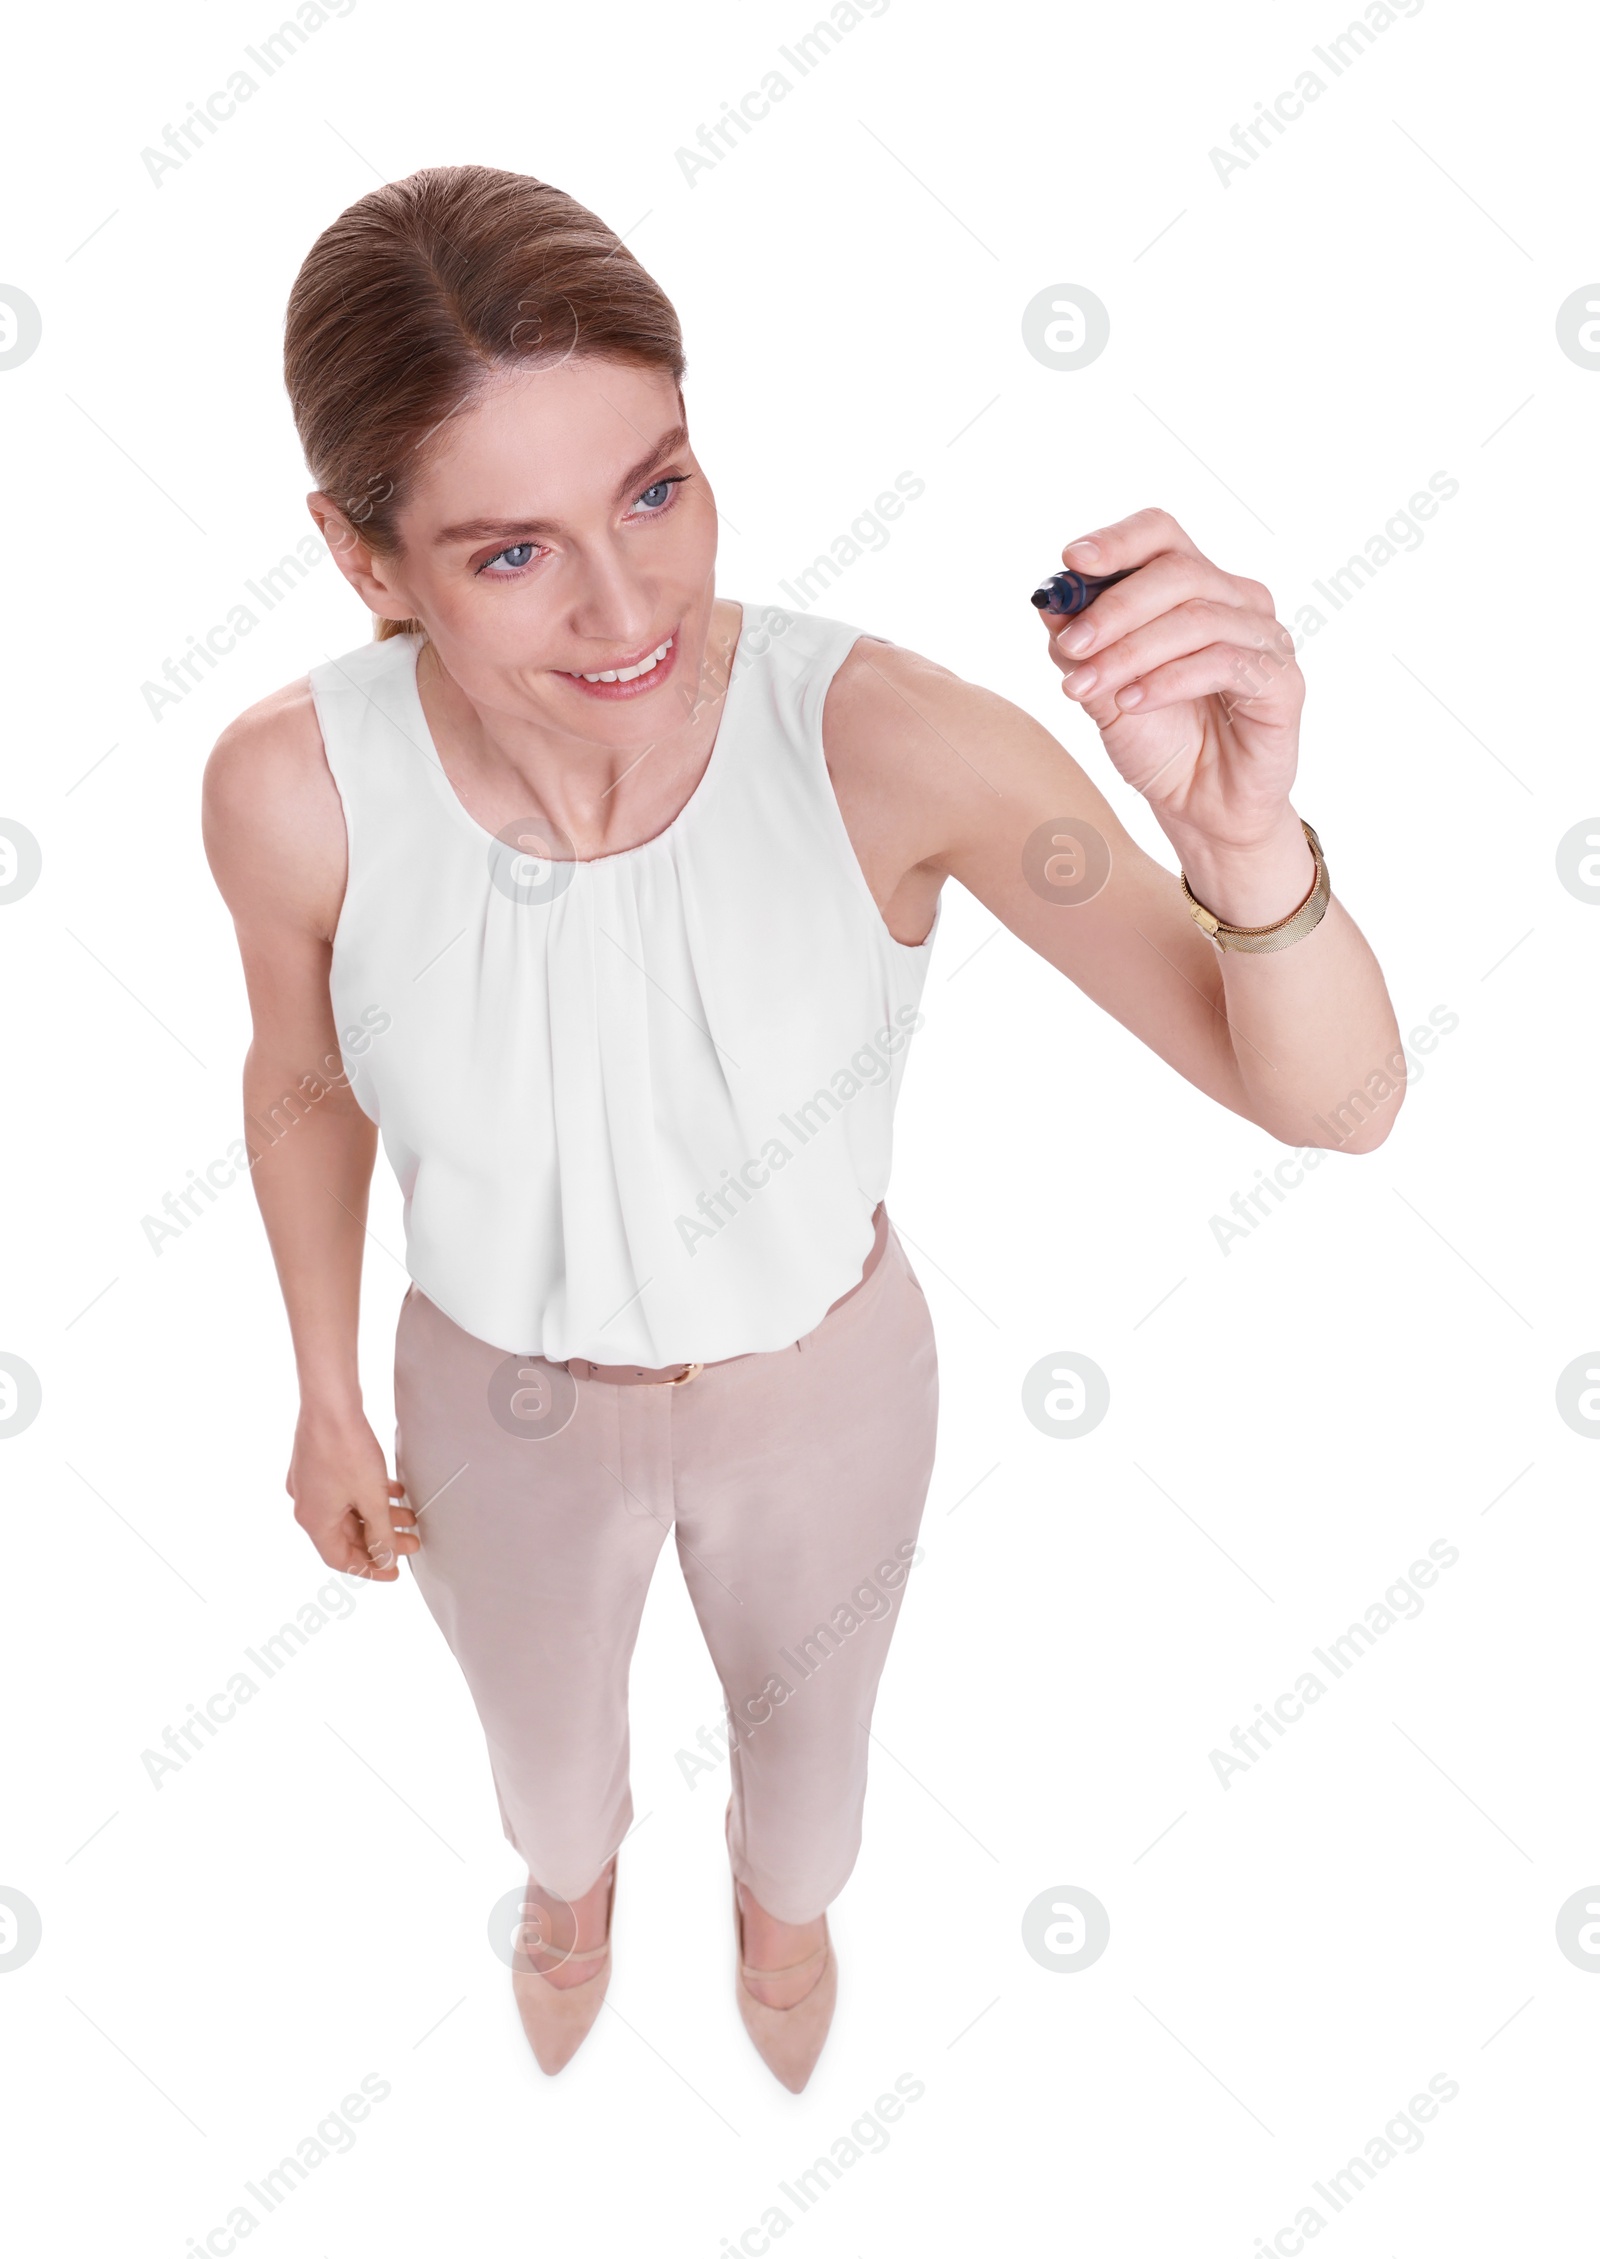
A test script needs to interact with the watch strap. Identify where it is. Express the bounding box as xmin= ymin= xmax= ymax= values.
xmin=1181 ymin=821 xmax=1330 ymax=954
